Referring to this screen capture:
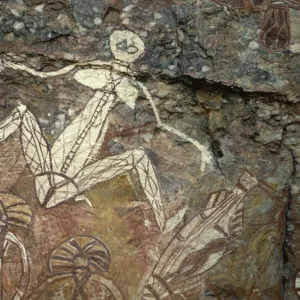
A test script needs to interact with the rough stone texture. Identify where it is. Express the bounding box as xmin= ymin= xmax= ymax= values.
xmin=0 ymin=0 xmax=300 ymax=299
